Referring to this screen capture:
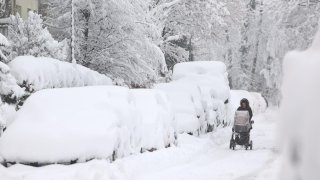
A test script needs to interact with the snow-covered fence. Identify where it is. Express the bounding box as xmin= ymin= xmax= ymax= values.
xmin=155 ymin=61 xmax=230 ymax=135
xmin=8 ymin=56 xmax=113 ymax=92
xmin=0 ymin=86 xmax=176 ymax=164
